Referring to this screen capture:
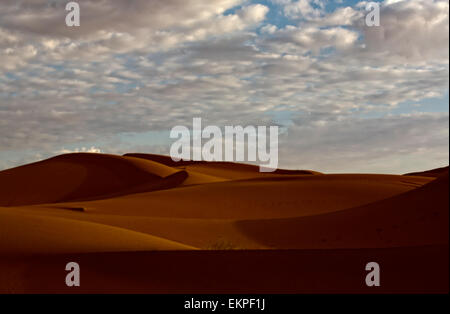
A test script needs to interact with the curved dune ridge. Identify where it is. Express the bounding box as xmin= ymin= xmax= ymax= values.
xmin=125 ymin=153 xmax=322 ymax=180
xmin=0 ymin=209 xmax=195 ymax=254
xmin=404 ymin=166 xmax=449 ymax=178
xmin=0 ymin=152 xmax=321 ymax=207
xmin=10 ymin=173 xmax=432 ymax=251
xmin=0 ymin=153 xmax=188 ymax=206
xmin=51 ymin=173 xmax=433 ymax=219
xmin=235 ymin=172 xmax=449 ymax=249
